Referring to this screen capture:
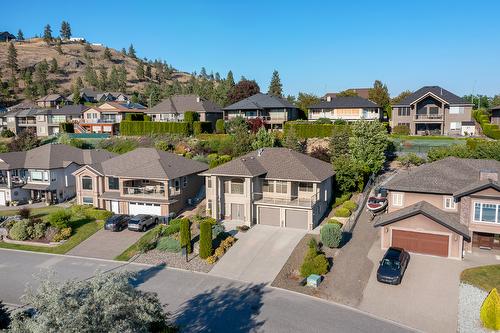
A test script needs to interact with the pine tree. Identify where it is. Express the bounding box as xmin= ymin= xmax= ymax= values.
xmin=55 ymin=39 xmax=63 ymax=54
xmin=109 ymin=66 xmax=119 ymax=91
xmin=50 ymin=58 xmax=58 ymax=73
xmin=121 ymin=48 xmax=127 ymax=56
xmin=200 ymin=67 xmax=208 ymax=79
xmin=43 ymin=24 xmax=53 ymax=44
xmin=75 ymin=76 xmax=83 ymax=90
xmin=226 ymin=70 xmax=235 ymax=88
xmin=145 ymin=63 xmax=152 ymax=79
xmin=72 ymin=82 xmax=82 ymax=104
xmin=103 ymin=47 xmax=112 ymax=61
xmin=268 ymin=70 xmax=283 ymax=97
xmin=118 ymin=65 xmax=127 ymax=92
xmin=17 ymin=29 xmax=24 ymax=41
xmin=84 ymin=65 xmax=98 ymax=88
xmin=128 ymin=44 xmax=136 ymax=58
xmin=215 ymin=72 xmax=221 ymax=81
xmin=135 ymin=62 xmax=144 ymax=81
xmin=34 ymin=60 xmax=50 ymax=96
xmin=98 ymin=66 xmax=108 ymax=91
xmin=60 ymin=21 xmax=71 ymax=40
xmin=7 ymin=42 xmax=18 ymax=76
